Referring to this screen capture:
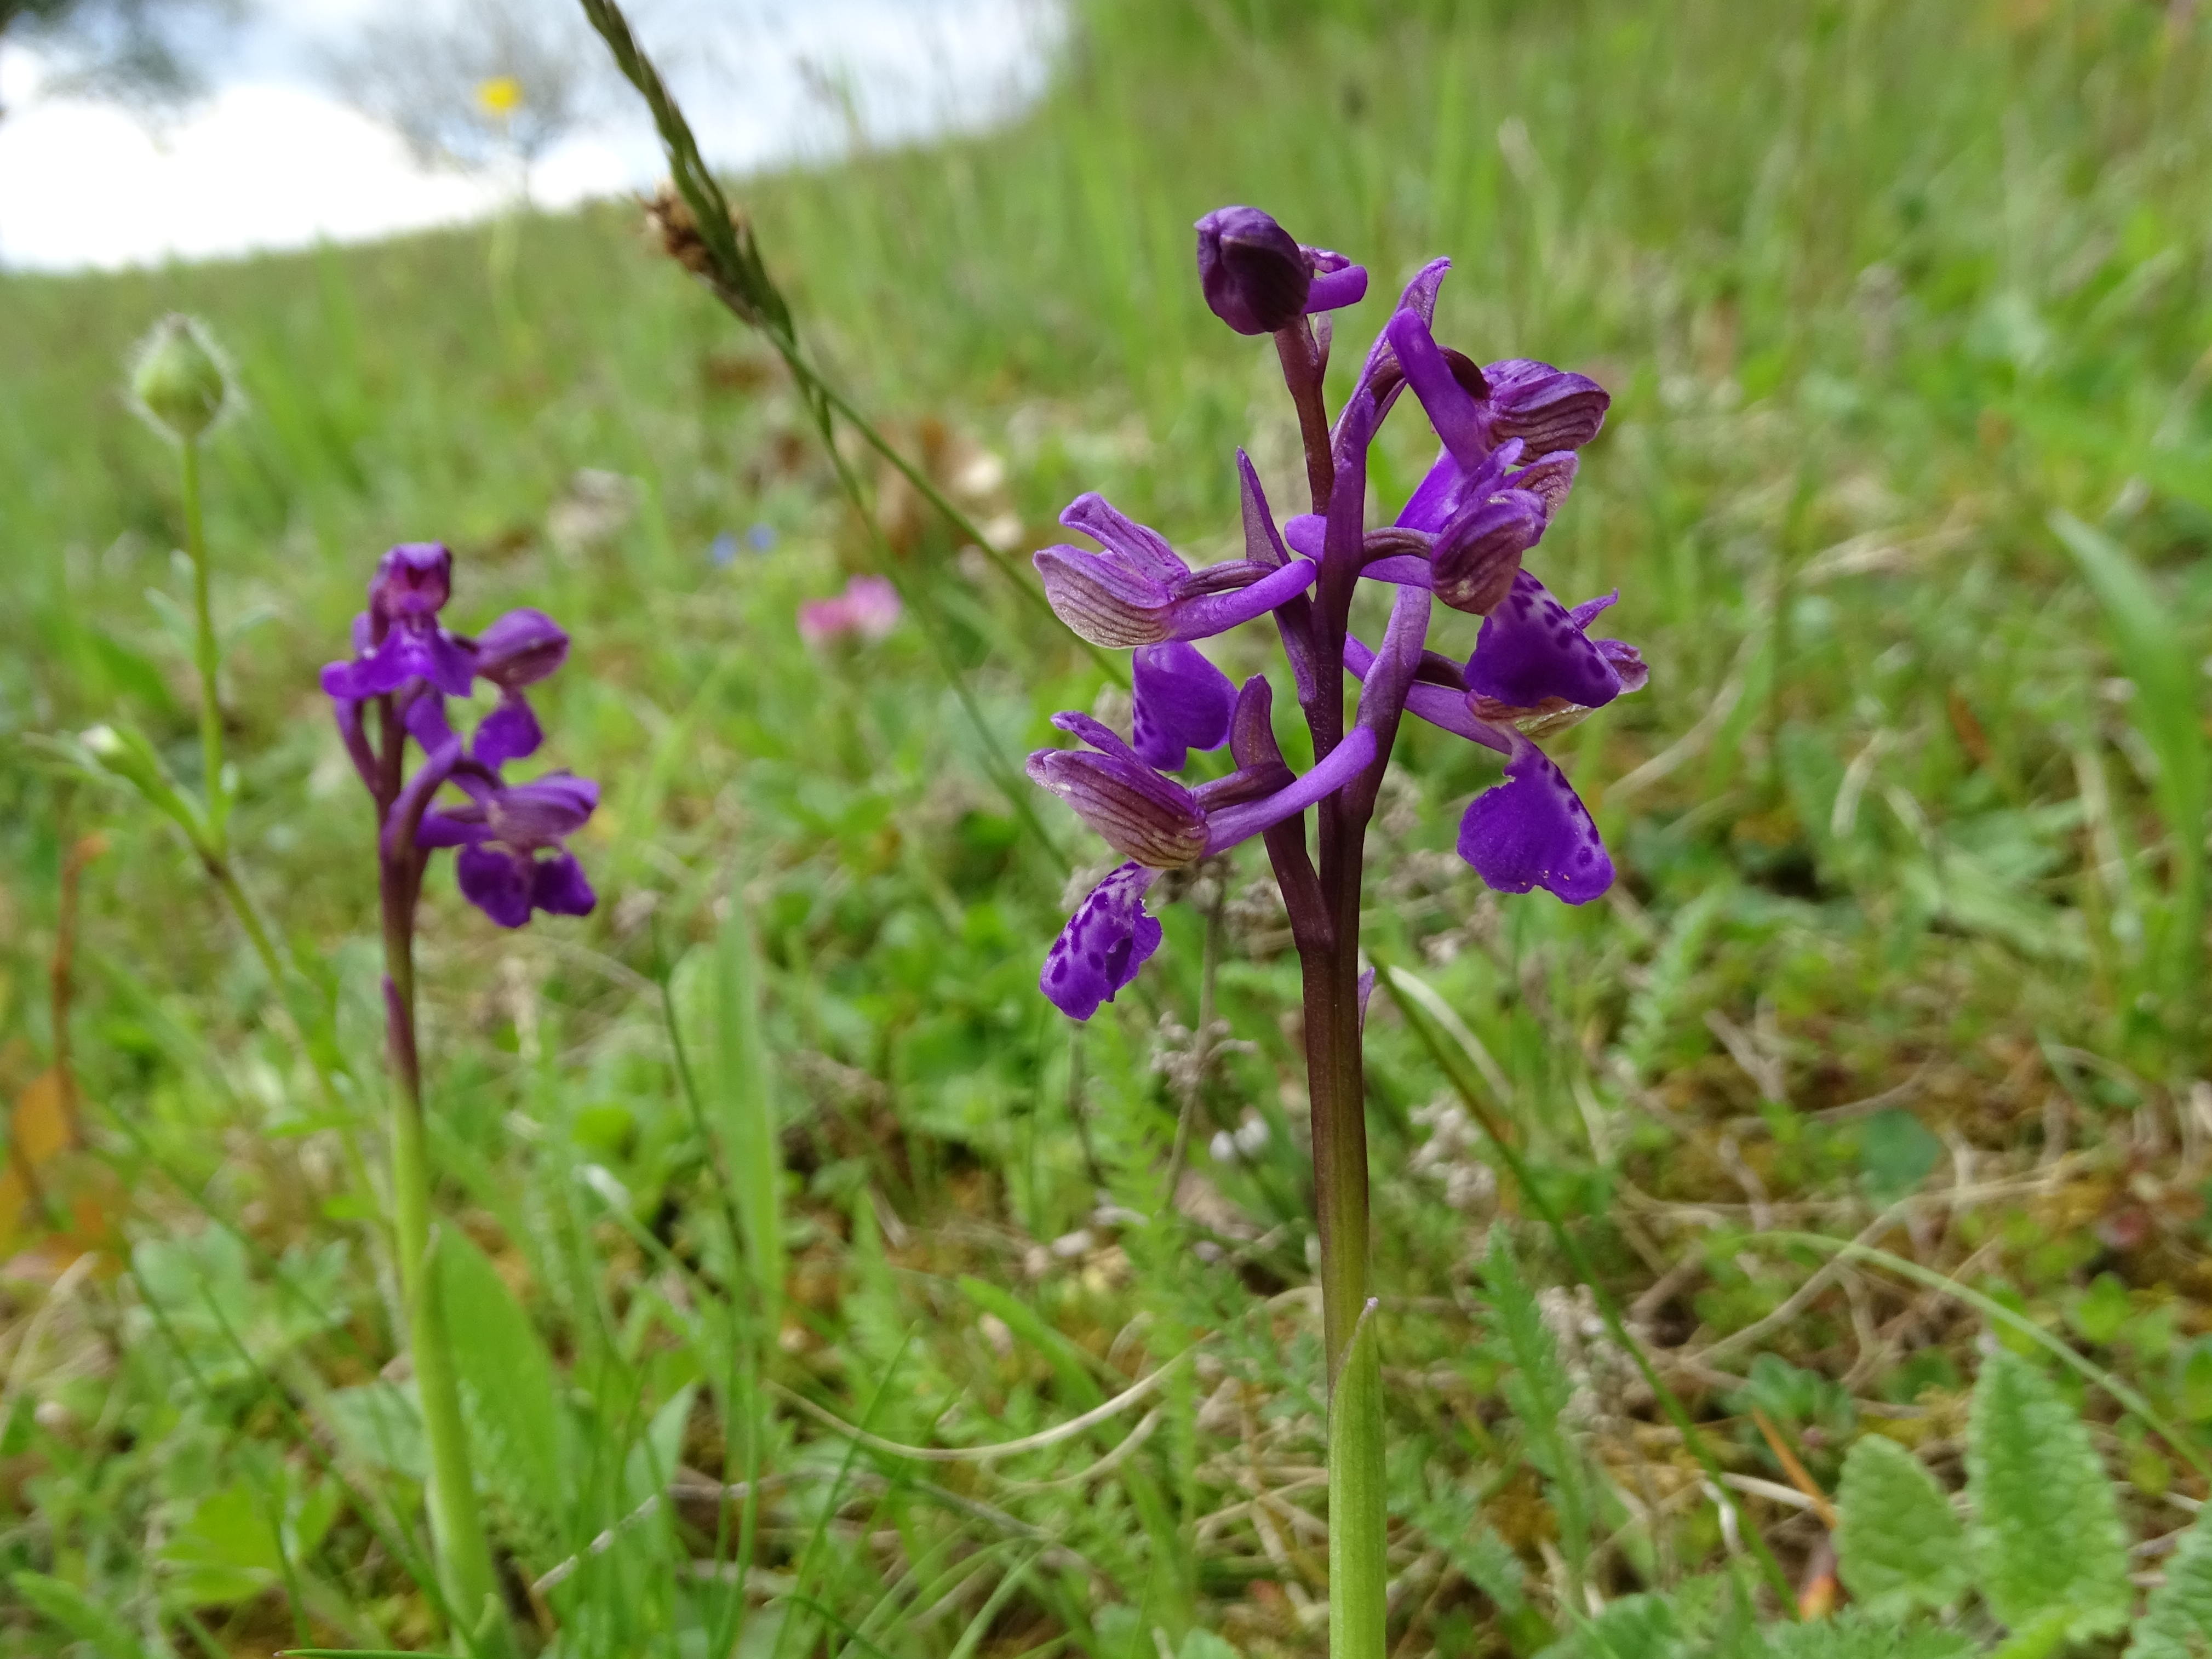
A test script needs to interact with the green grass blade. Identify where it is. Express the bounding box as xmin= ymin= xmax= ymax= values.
xmin=1763 ymin=1231 xmax=2212 ymax=1480
xmin=1381 ymin=960 xmax=1797 ymax=1606
xmin=2049 ymin=510 xmax=2209 ymax=1033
